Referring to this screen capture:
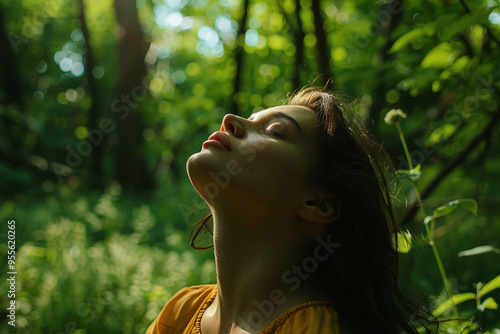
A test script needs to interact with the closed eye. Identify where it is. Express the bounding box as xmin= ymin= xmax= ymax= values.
xmin=261 ymin=123 xmax=285 ymax=137
xmin=261 ymin=129 xmax=282 ymax=137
